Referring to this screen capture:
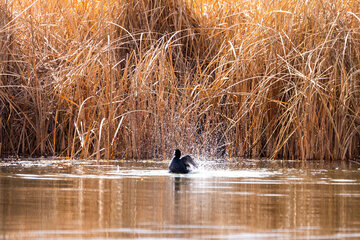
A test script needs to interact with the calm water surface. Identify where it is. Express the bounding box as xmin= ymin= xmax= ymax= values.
xmin=0 ymin=159 xmax=360 ymax=239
